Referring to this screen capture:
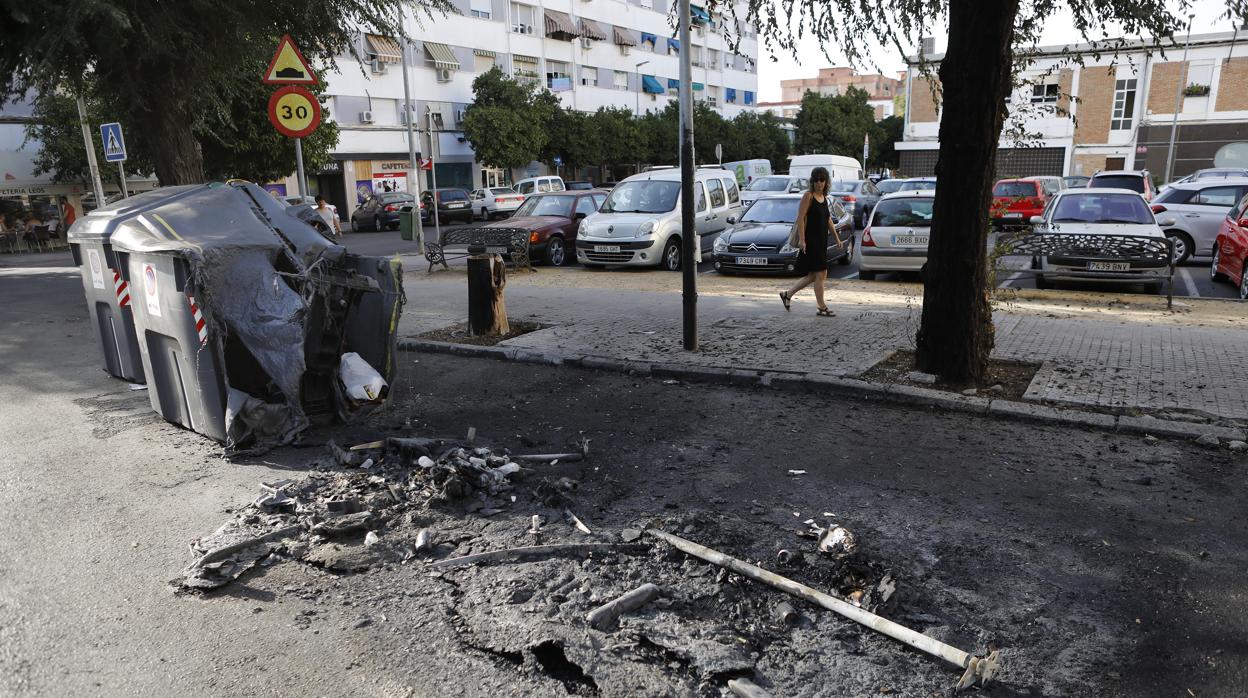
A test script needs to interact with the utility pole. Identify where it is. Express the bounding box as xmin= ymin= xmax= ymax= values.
xmin=428 ymin=109 xmax=441 ymax=243
xmin=1164 ymin=14 xmax=1196 ymax=185
xmin=75 ymin=96 xmax=105 ymax=205
xmin=678 ymin=0 xmax=696 ymax=351
xmin=400 ymin=31 xmax=425 ymax=246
